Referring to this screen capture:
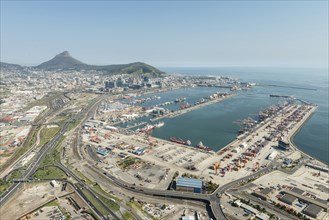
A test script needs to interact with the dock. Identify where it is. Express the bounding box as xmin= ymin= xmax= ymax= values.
xmin=216 ymin=103 xmax=318 ymax=156
xmin=147 ymin=94 xmax=237 ymax=122
xmin=258 ymin=84 xmax=317 ymax=91
xmin=169 ymin=93 xmax=237 ymax=118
